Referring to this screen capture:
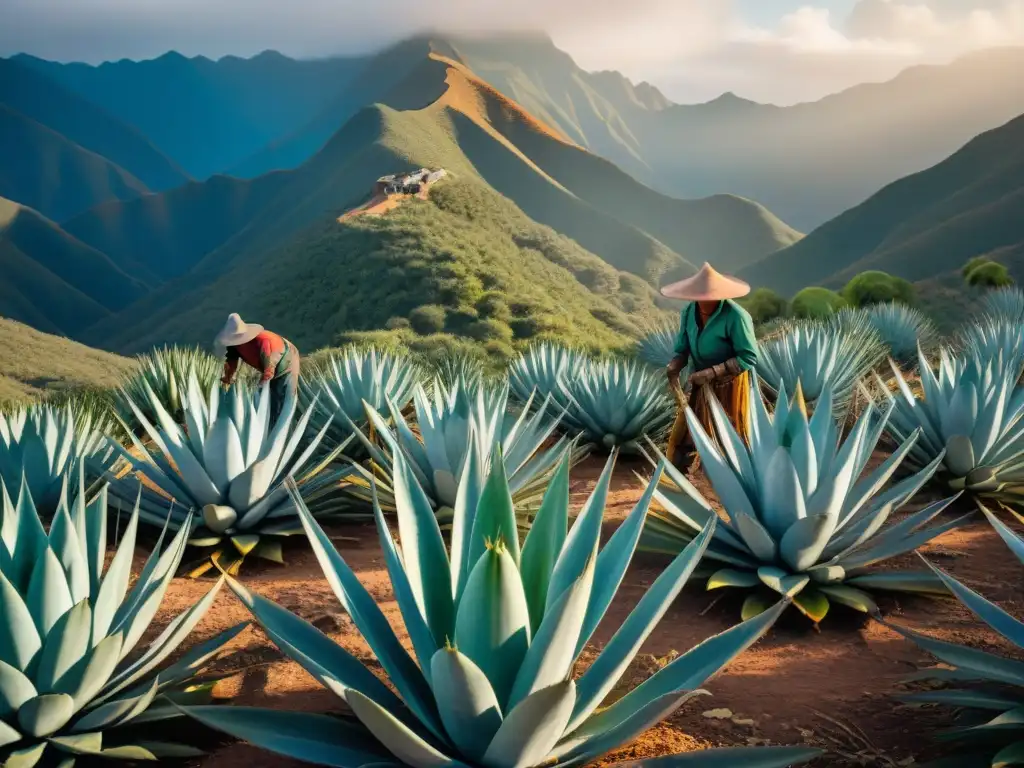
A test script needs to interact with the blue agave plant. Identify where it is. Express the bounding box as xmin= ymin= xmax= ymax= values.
xmin=182 ymin=447 xmax=820 ymax=768
xmin=637 ymin=321 xmax=680 ymax=369
xmin=889 ymin=506 xmax=1024 ymax=765
xmin=864 ymin=303 xmax=936 ymax=363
